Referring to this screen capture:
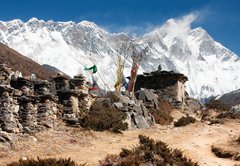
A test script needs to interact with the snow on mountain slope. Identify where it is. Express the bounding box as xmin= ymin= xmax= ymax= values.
xmin=0 ymin=16 xmax=240 ymax=100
